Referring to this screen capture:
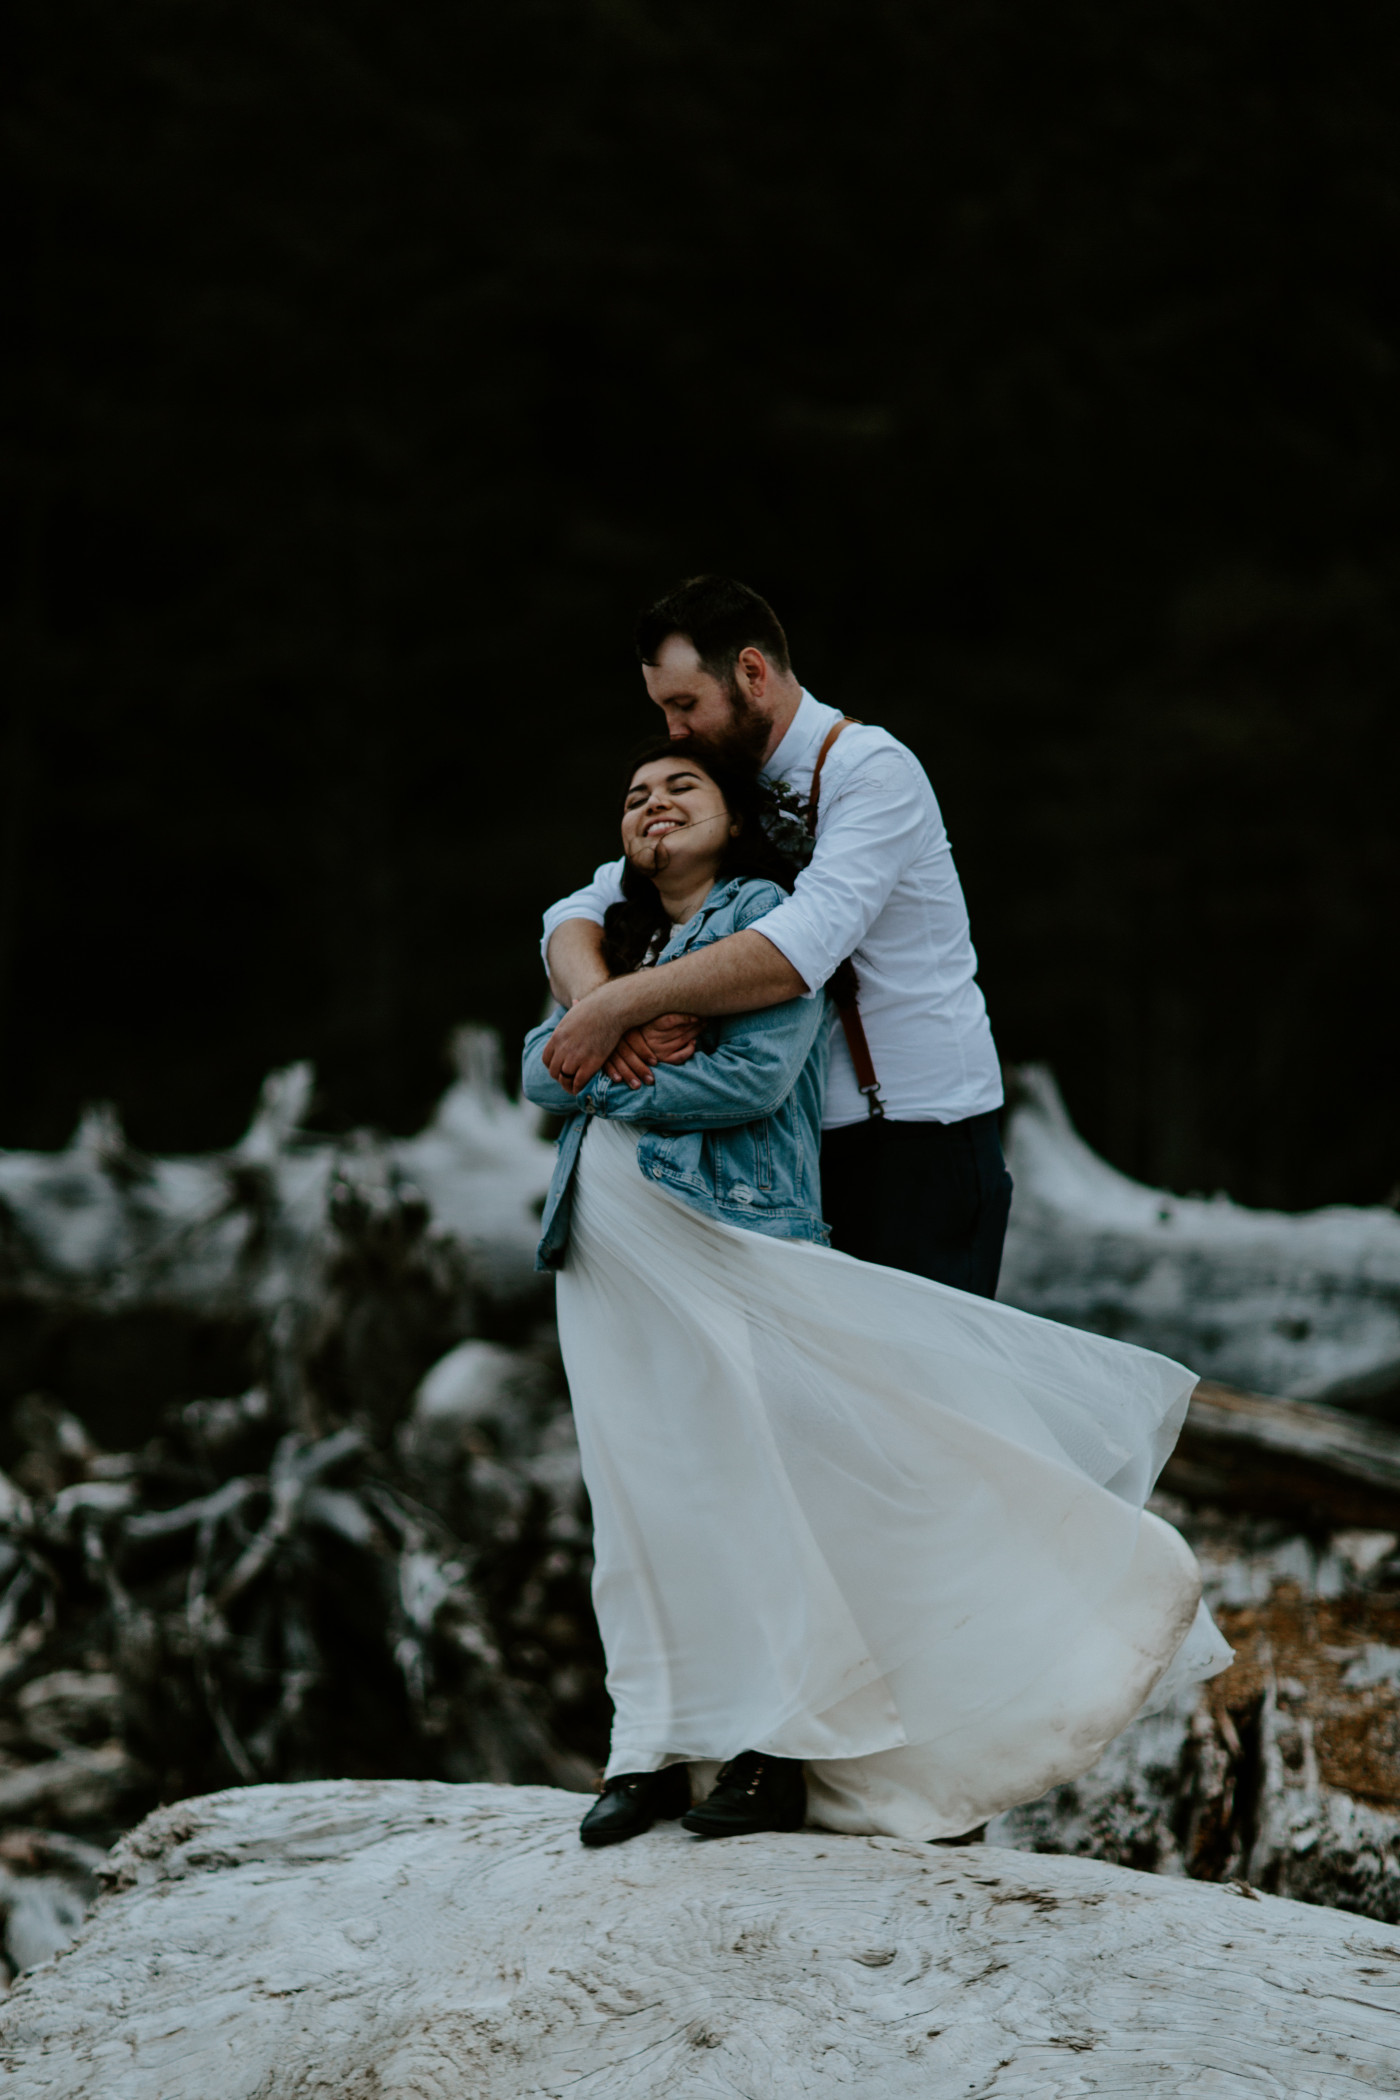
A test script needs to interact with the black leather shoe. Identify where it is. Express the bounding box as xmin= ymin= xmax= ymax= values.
xmin=932 ymin=1823 xmax=987 ymax=1846
xmin=681 ymin=1752 xmax=806 ymax=1839
xmin=579 ymin=1765 xmax=691 ymax=1848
